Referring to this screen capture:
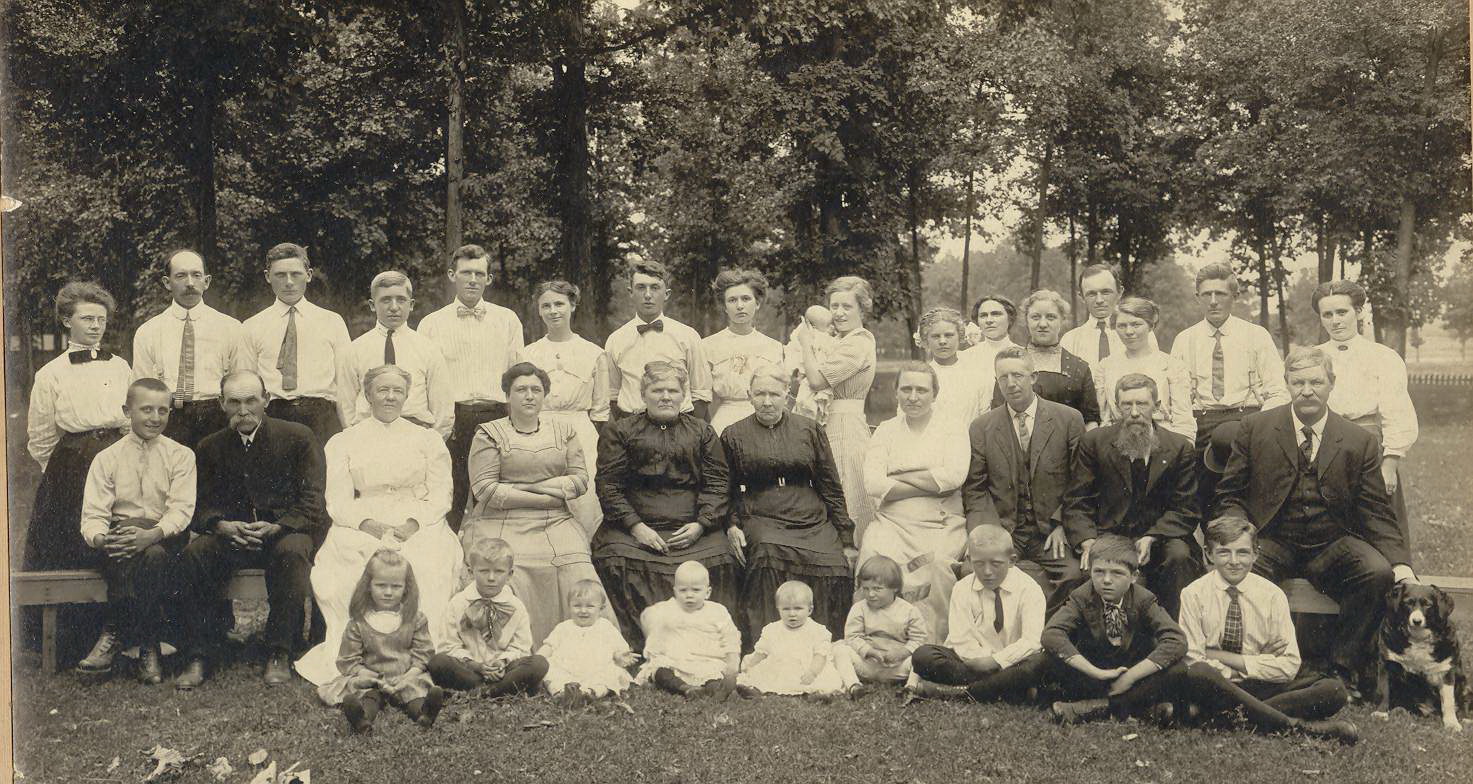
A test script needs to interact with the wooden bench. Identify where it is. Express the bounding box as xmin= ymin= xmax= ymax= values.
xmin=13 ymin=569 xmax=272 ymax=674
xmin=1281 ymin=574 xmax=1473 ymax=614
